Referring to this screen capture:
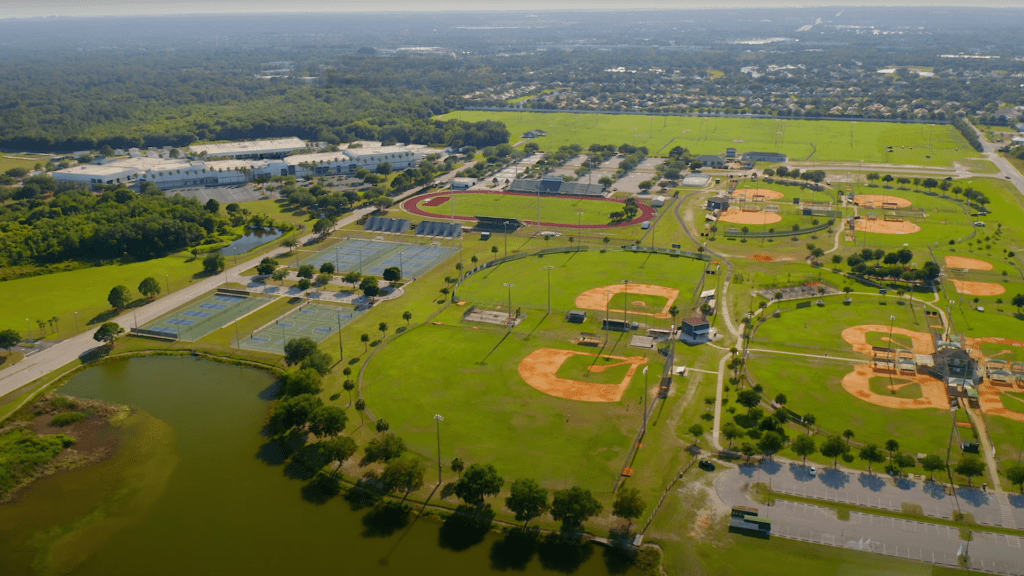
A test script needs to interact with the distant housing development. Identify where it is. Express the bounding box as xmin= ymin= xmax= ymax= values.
xmin=52 ymin=138 xmax=429 ymax=188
